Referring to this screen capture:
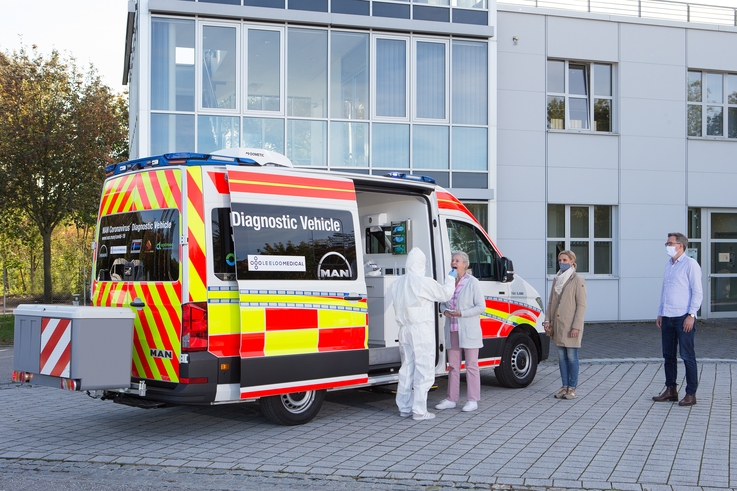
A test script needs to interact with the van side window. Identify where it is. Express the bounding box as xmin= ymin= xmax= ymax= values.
xmin=231 ymin=203 xmax=357 ymax=281
xmin=211 ymin=208 xmax=236 ymax=281
xmin=446 ymin=219 xmax=498 ymax=281
xmin=96 ymin=209 xmax=180 ymax=282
